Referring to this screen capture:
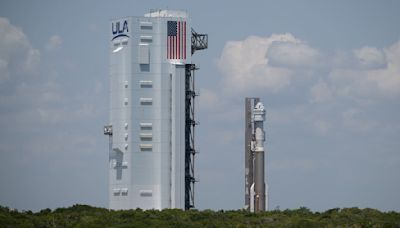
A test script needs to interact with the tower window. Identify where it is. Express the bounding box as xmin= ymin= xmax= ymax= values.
xmin=140 ymin=80 xmax=152 ymax=88
xmin=139 ymin=144 xmax=152 ymax=152
xmin=140 ymin=21 xmax=153 ymax=30
xmin=140 ymin=123 xmax=152 ymax=130
xmin=140 ymin=36 xmax=152 ymax=43
xmin=140 ymin=98 xmax=152 ymax=105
